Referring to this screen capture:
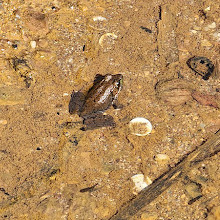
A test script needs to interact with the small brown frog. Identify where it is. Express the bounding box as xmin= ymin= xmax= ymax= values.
xmin=69 ymin=74 xmax=123 ymax=130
